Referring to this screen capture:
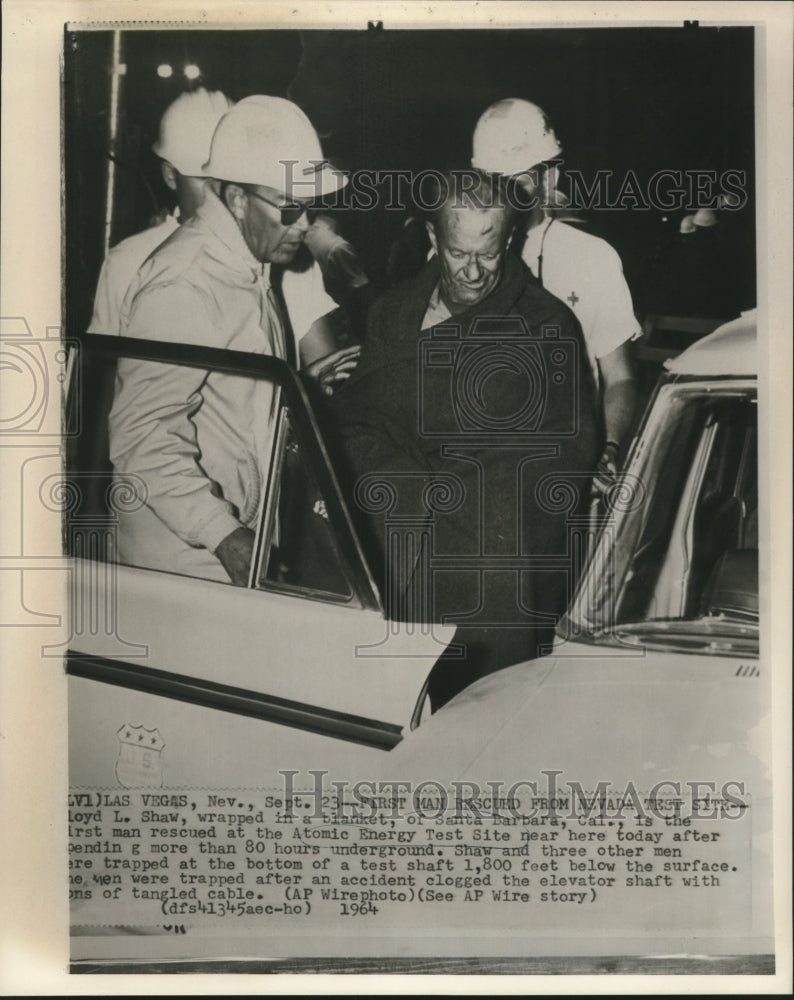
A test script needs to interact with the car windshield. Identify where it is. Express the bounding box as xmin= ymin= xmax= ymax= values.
xmin=562 ymin=381 xmax=758 ymax=655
